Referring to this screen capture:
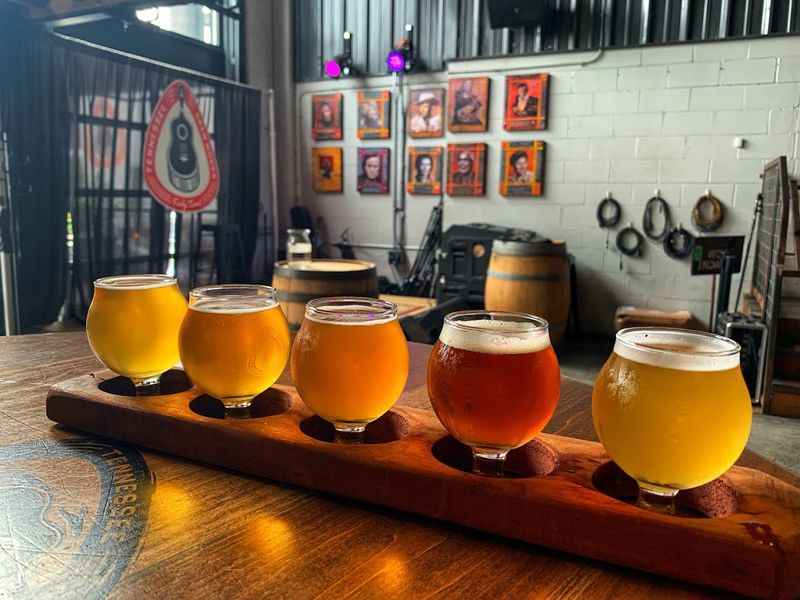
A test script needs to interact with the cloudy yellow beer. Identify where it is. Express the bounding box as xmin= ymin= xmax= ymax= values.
xmin=86 ymin=275 xmax=187 ymax=386
xmin=179 ymin=285 xmax=290 ymax=408
xmin=290 ymin=297 xmax=408 ymax=438
xmin=592 ymin=328 xmax=751 ymax=508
